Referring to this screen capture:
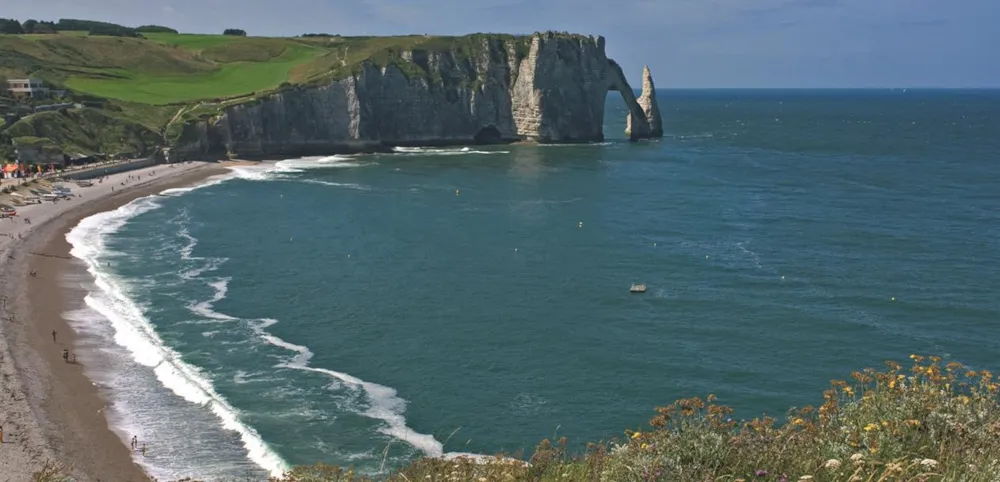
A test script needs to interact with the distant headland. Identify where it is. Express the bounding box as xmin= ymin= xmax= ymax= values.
xmin=0 ymin=19 xmax=662 ymax=164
